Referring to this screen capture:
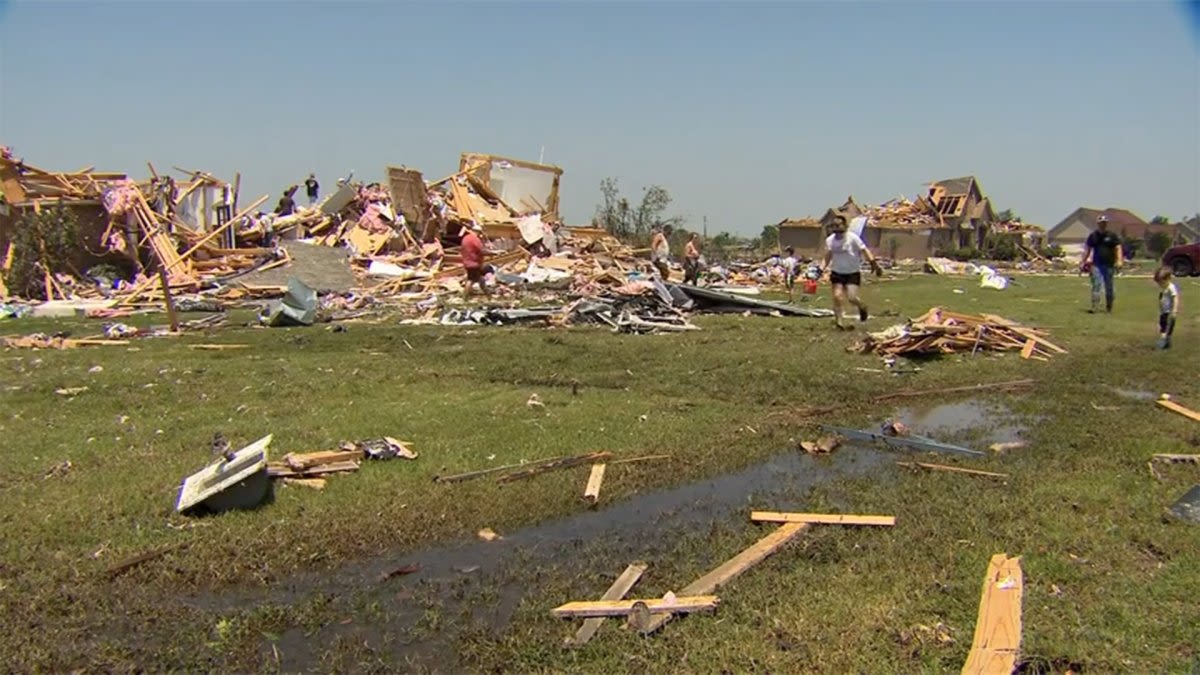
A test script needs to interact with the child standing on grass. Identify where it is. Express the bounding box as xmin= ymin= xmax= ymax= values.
xmin=1155 ymin=267 xmax=1180 ymax=350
